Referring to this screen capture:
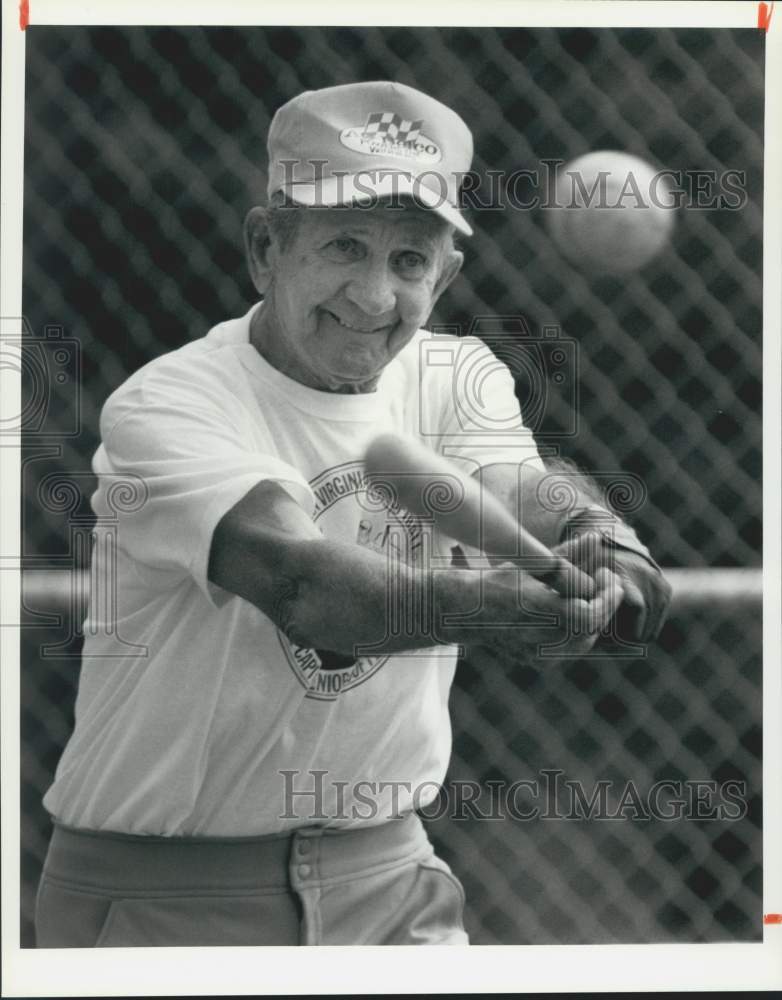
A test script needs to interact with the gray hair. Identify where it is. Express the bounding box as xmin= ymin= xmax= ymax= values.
xmin=263 ymin=191 xmax=303 ymax=252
